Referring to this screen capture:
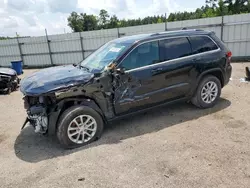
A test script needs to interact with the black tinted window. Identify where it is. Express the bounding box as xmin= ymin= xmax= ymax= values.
xmin=121 ymin=41 xmax=159 ymax=70
xmin=159 ymin=37 xmax=192 ymax=61
xmin=189 ymin=36 xmax=218 ymax=54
